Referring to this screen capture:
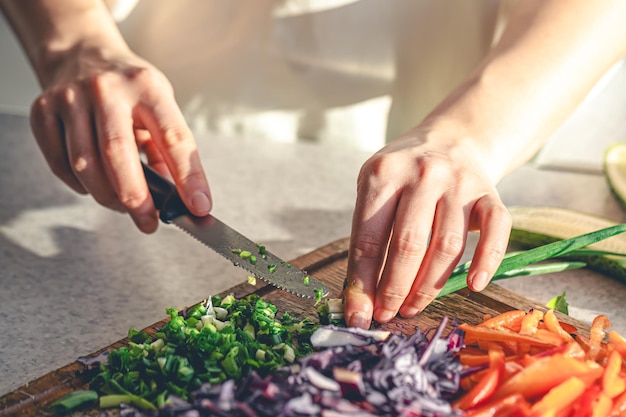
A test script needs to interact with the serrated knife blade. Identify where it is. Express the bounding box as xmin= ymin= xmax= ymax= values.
xmin=142 ymin=162 xmax=330 ymax=300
